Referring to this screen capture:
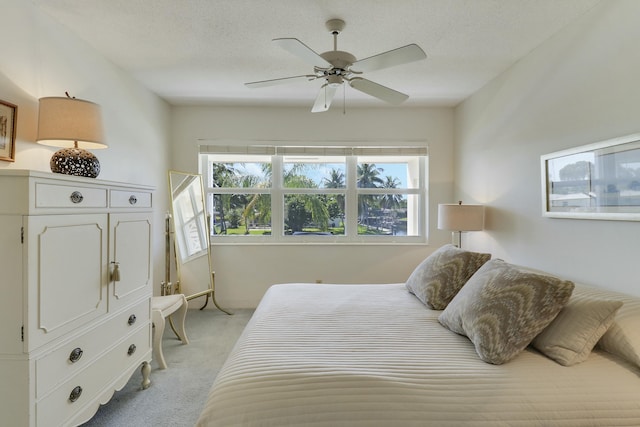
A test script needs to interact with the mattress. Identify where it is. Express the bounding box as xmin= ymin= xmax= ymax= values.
xmin=196 ymin=283 xmax=640 ymax=426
